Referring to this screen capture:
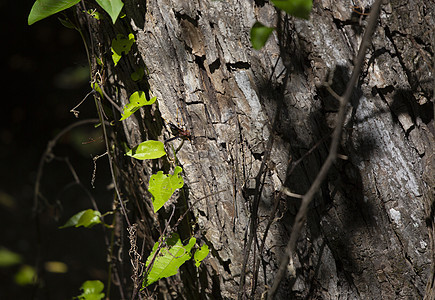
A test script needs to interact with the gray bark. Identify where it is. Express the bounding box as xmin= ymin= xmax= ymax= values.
xmin=78 ymin=0 xmax=434 ymax=298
